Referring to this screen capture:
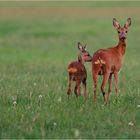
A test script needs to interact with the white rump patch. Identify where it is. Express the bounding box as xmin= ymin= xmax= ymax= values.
xmin=94 ymin=59 xmax=106 ymax=65
xmin=68 ymin=68 xmax=77 ymax=73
